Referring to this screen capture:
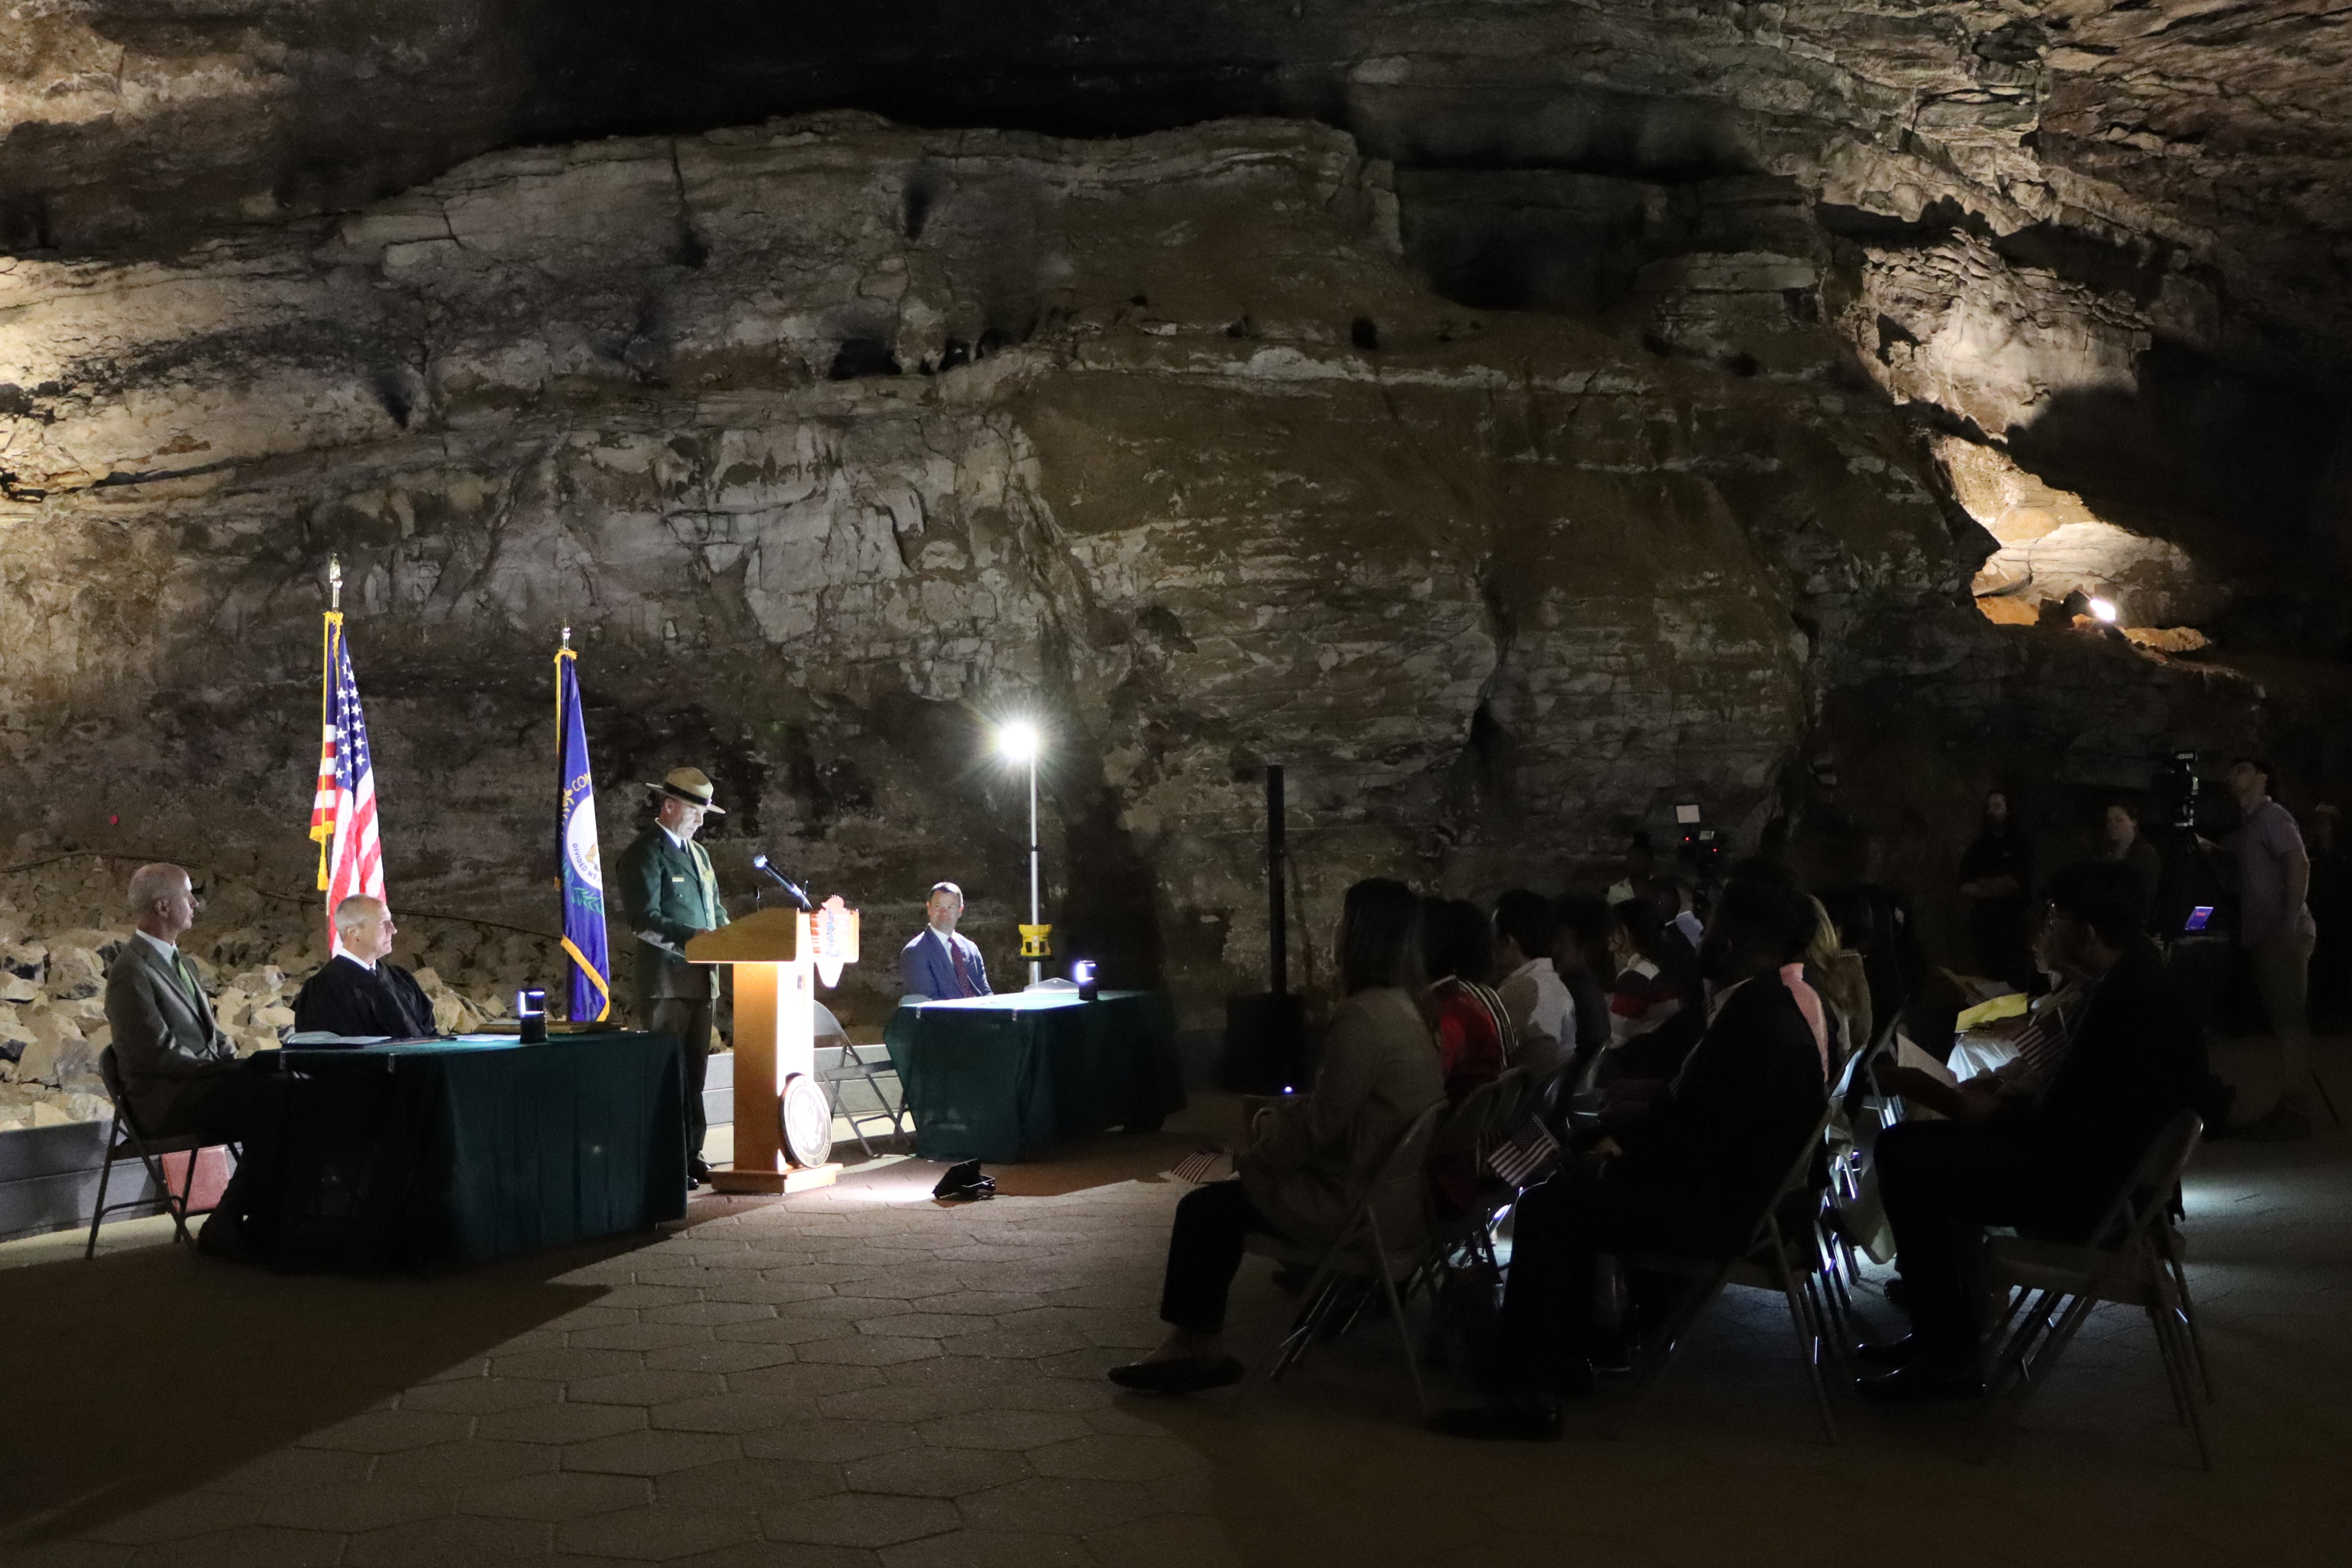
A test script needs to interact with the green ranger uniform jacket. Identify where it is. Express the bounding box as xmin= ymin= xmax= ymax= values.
xmin=614 ymin=826 xmax=731 ymax=1005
